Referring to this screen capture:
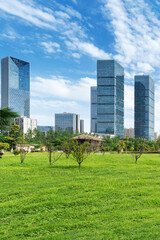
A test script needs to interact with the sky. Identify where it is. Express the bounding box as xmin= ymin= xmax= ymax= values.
xmin=0 ymin=0 xmax=160 ymax=133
